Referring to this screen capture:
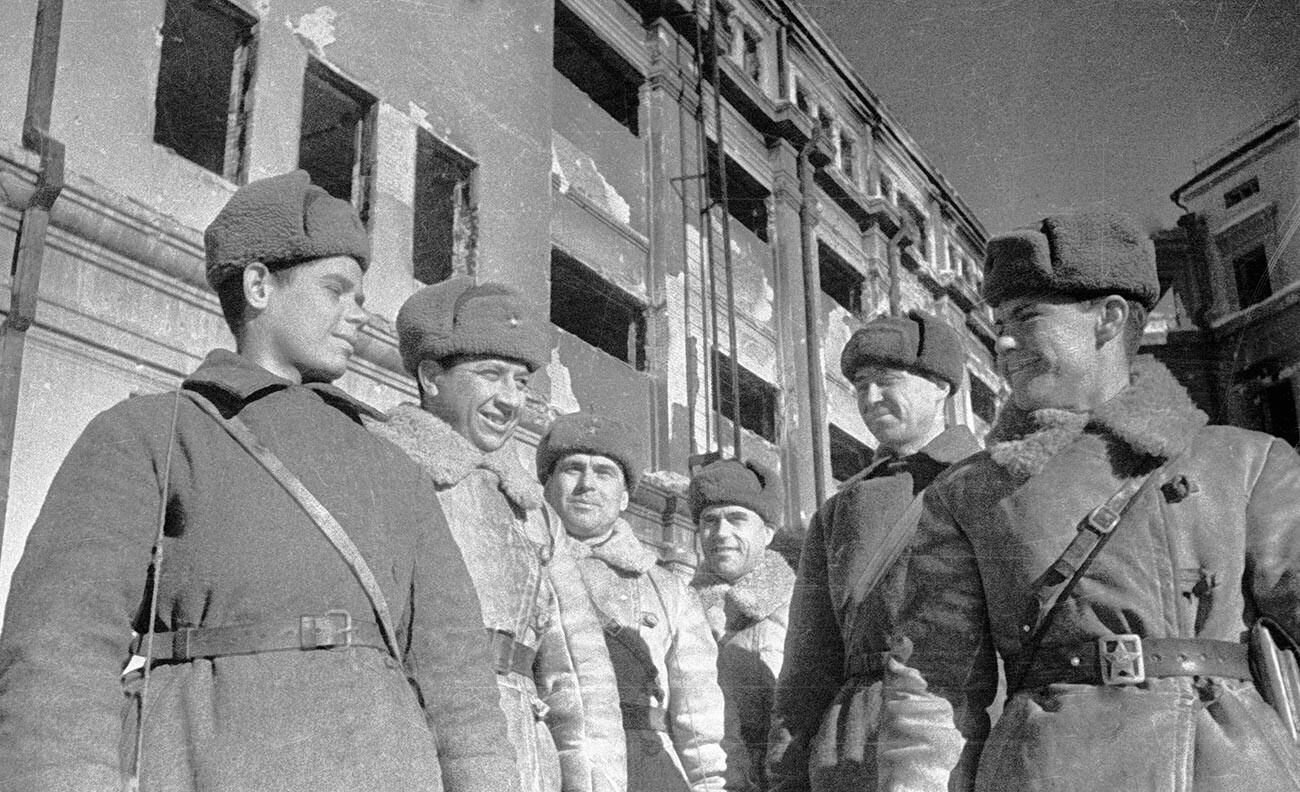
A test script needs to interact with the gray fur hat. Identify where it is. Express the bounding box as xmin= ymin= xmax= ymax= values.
xmin=396 ymin=277 xmax=550 ymax=374
xmin=982 ymin=209 xmax=1159 ymax=310
xmin=839 ymin=311 xmax=966 ymax=390
xmin=688 ymin=458 xmax=783 ymax=526
xmin=537 ymin=412 xmax=643 ymax=491
xmin=203 ymin=170 xmax=369 ymax=288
